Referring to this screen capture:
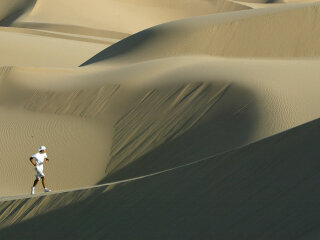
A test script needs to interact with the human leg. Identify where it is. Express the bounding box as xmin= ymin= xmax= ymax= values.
xmin=33 ymin=178 xmax=39 ymax=187
xmin=41 ymin=176 xmax=46 ymax=188
xmin=41 ymin=176 xmax=51 ymax=192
